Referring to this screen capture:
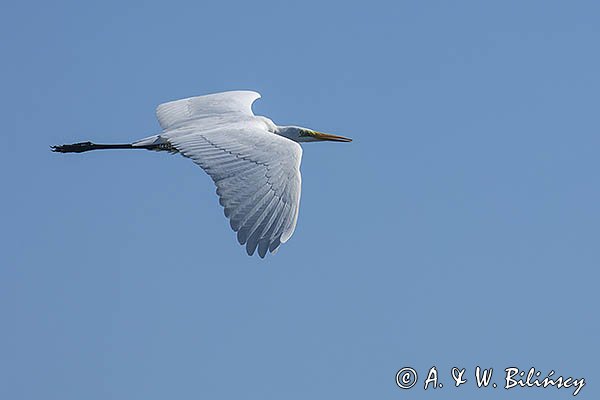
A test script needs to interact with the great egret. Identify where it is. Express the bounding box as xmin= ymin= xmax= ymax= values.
xmin=52 ymin=91 xmax=352 ymax=257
